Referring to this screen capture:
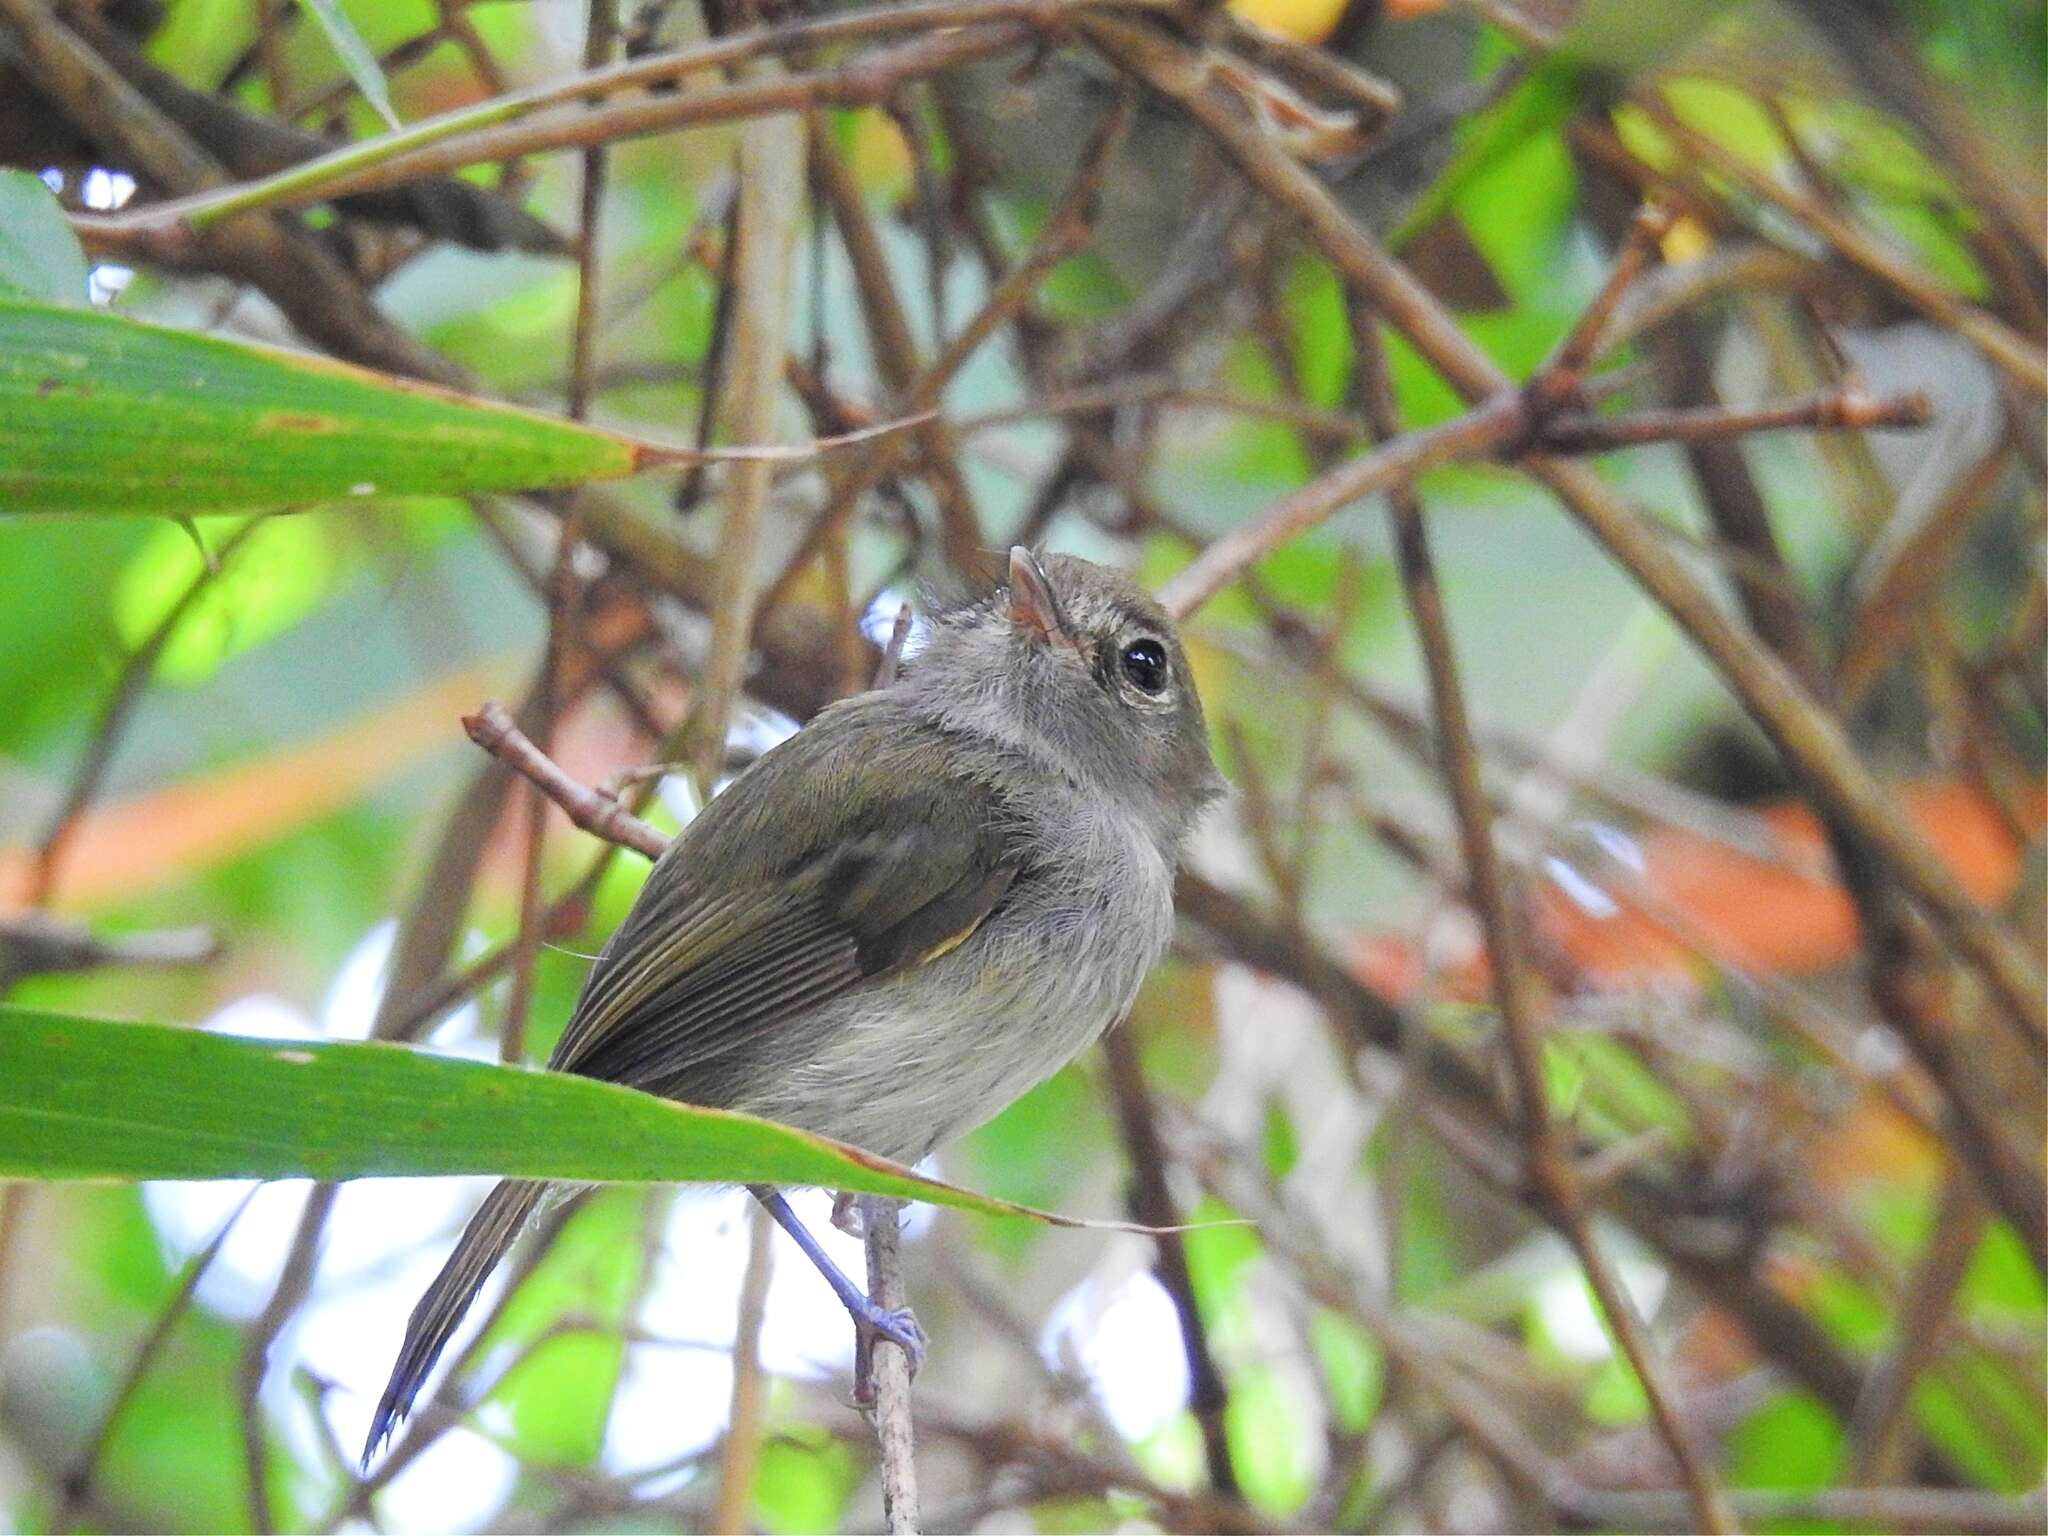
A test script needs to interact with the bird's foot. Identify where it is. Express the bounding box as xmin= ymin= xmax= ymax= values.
xmin=852 ymin=1300 xmax=928 ymax=1406
xmin=830 ymin=1189 xmax=864 ymax=1238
